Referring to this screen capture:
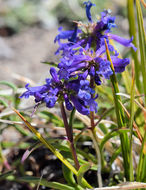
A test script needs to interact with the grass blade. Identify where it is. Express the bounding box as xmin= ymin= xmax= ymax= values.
xmin=129 ymin=64 xmax=135 ymax=181
xmin=105 ymin=39 xmax=130 ymax=180
xmin=18 ymin=176 xmax=75 ymax=190
xmin=136 ymin=0 xmax=146 ymax=105
xmin=127 ymin=0 xmax=141 ymax=92
xmin=12 ymin=108 xmax=92 ymax=189
xmin=77 ymin=163 xmax=91 ymax=187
